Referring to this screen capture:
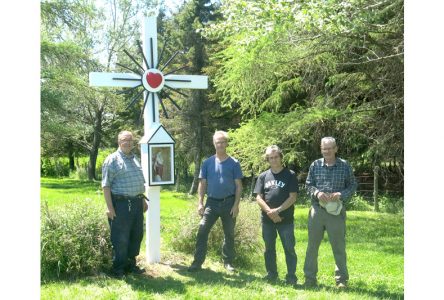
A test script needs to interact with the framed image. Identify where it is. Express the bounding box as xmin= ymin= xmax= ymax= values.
xmin=148 ymin=144 xmax=175 ymax=186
